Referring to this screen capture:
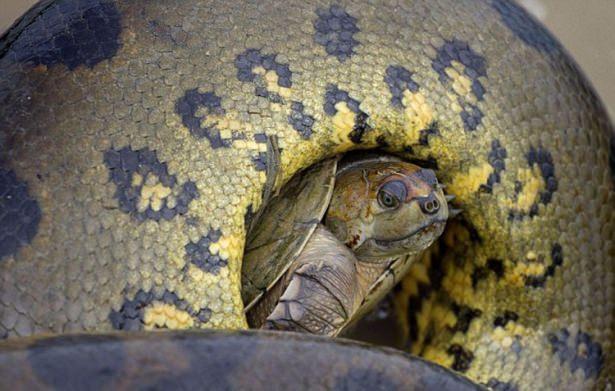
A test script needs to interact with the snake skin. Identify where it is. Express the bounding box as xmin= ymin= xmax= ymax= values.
xmin=0 ymin=0 xmax=613 ymax=389
xmin=0 ymin=330 xmax=483 ymax=390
